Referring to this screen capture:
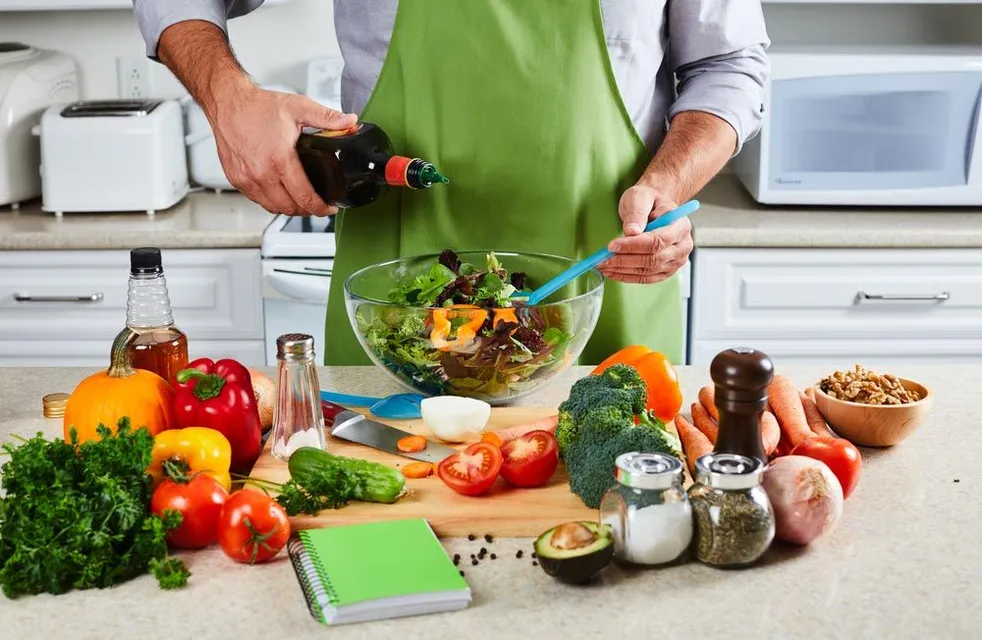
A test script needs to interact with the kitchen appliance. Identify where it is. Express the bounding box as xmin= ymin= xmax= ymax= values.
xmin=261 ymin=213 xmax=336 ymax=364
xmin=0 ymin=42 xmax=78 ymax=208
xmin=36 ymin=98 xmax=188 ymax=215
xmin=322 ymin=398 xmax=456 ymax=463
xmin=735 ymin=46 xmax=982 ymax=207
xmin=181 ymin=83 xmax=297 ymax=192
